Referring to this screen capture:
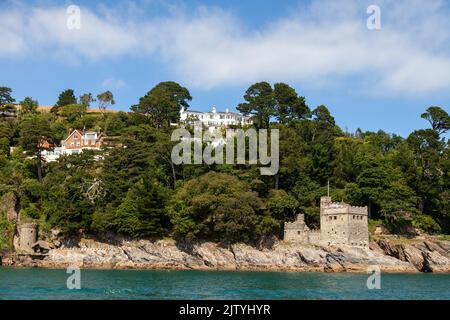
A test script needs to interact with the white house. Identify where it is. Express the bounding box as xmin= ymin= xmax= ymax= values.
xmin=179 ymin=106 xmax=252 ymax=131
